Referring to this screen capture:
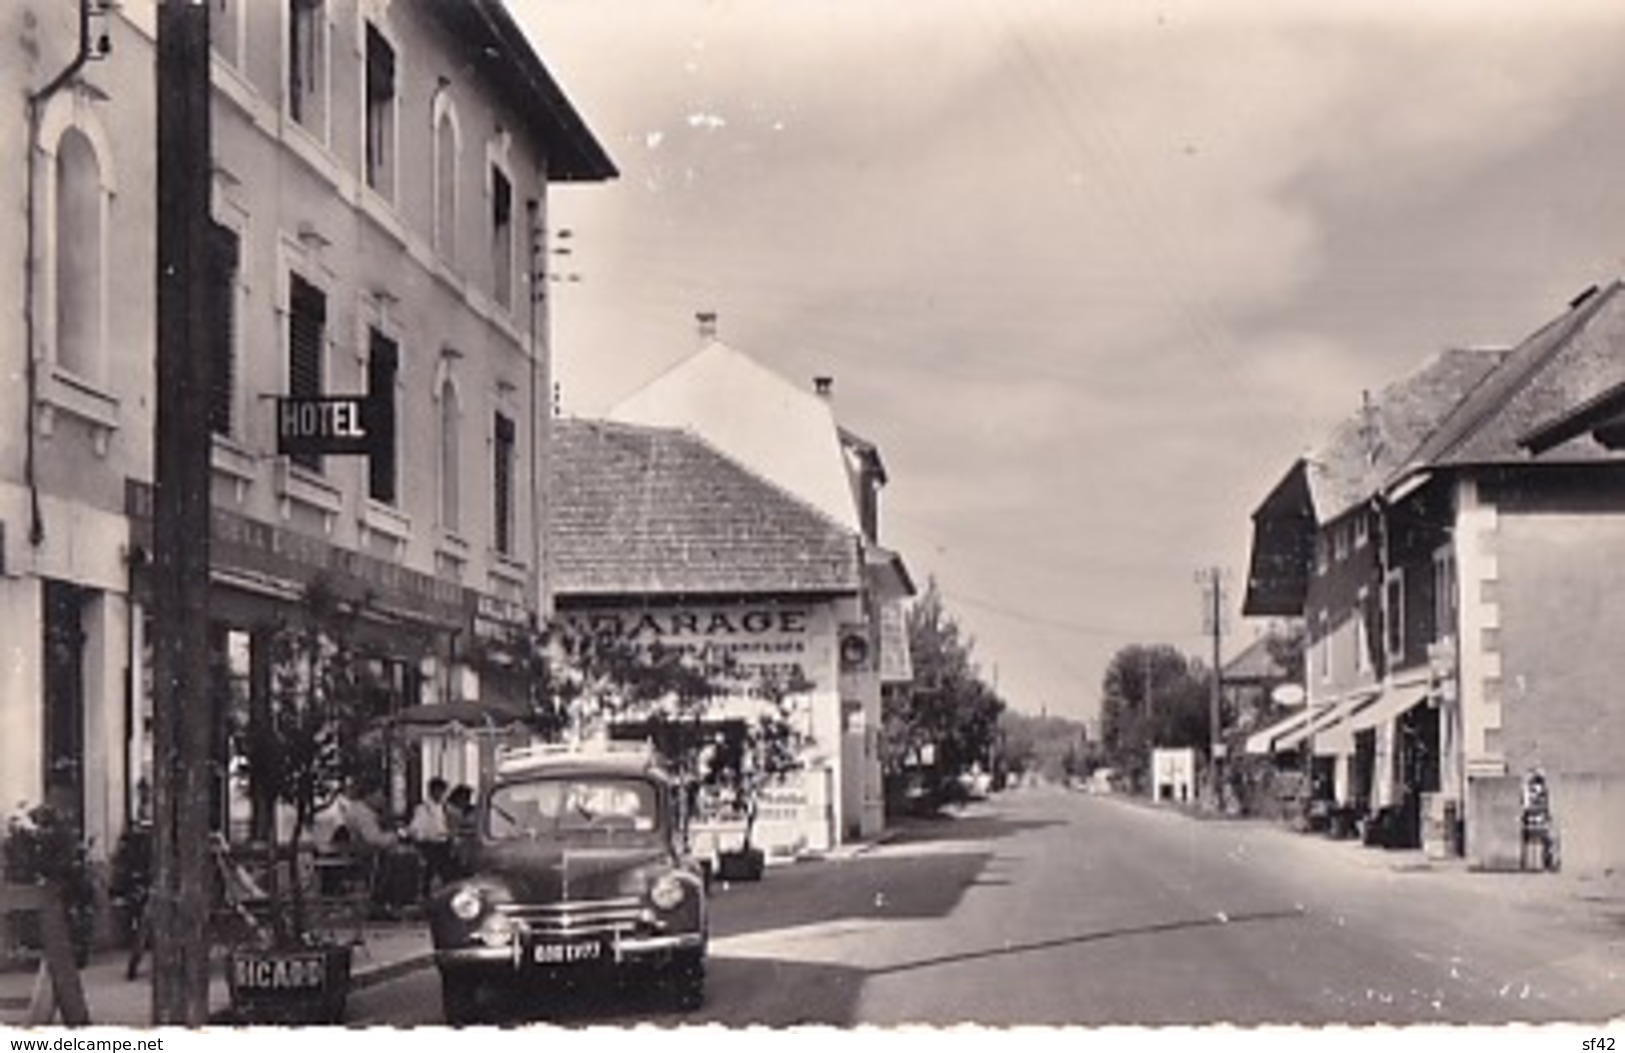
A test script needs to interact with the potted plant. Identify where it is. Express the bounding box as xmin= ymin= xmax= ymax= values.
xmin=3 ymin=802 xmax=96 ymax=969
xmin=227 ymin=580 xmax=372 ymax=1025
xmin=2 ymin=802 xmax=94 ymax=1025
xmin=709 ymin=669 xmax=812 ymax=882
